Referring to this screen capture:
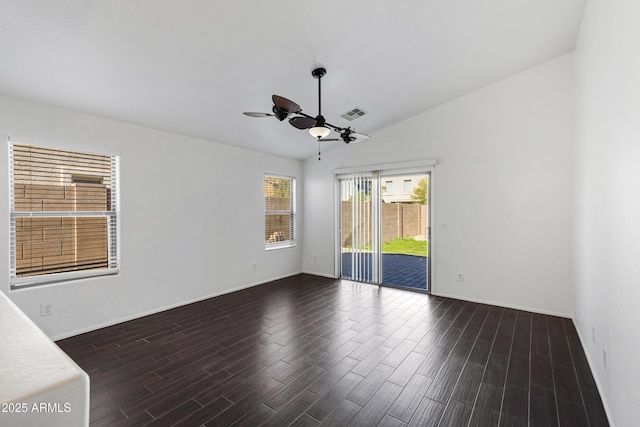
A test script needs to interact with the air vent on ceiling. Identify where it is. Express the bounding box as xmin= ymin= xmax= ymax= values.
xmin=340 ymin=107 xmax=367 ymax=121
